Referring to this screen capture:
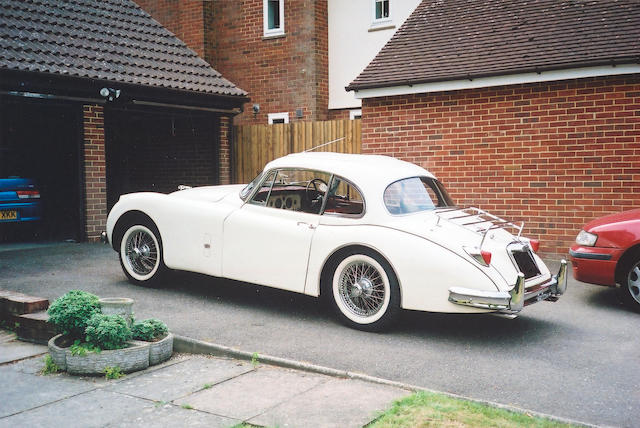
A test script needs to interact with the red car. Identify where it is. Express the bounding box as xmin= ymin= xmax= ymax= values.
xmin=570 ymin=208 xmax=640 ymax=311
